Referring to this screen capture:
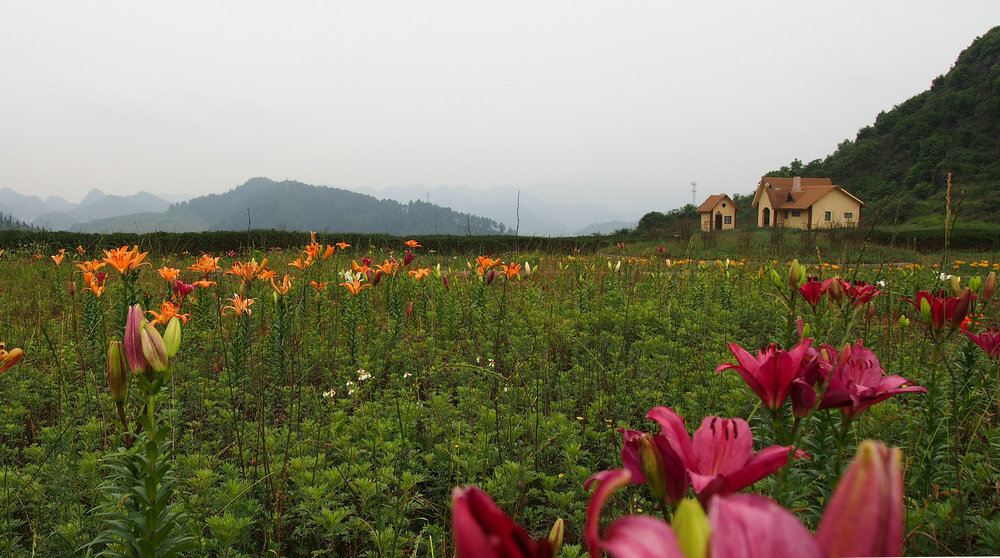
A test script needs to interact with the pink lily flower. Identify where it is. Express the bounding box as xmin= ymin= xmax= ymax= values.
xmin=708 ymin=493 xmax=823 ymax=558
xmin=647 ymin=407 xmax=804 ymax=500
xmin=619 ymin=429 xmax=690 ymax=506
xmin=584 ymin=469 xmax=684 ymax=558
xmin=451 ymin=486 xmax=553 ymax=558
xmin=715 ymin=338 xmax=818 ymax=411
xmin=819 ymin=342 xmax=927 ymax=419
xmin=964 ymin=328 xmax=1000 ymax=359
xmin=843 ymin=280 xmax=883 ymax=307
xmin=797 ymin=277 xmax=825 ymax=307
xmin=124 ymin=304 xmax=148 ymax=373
